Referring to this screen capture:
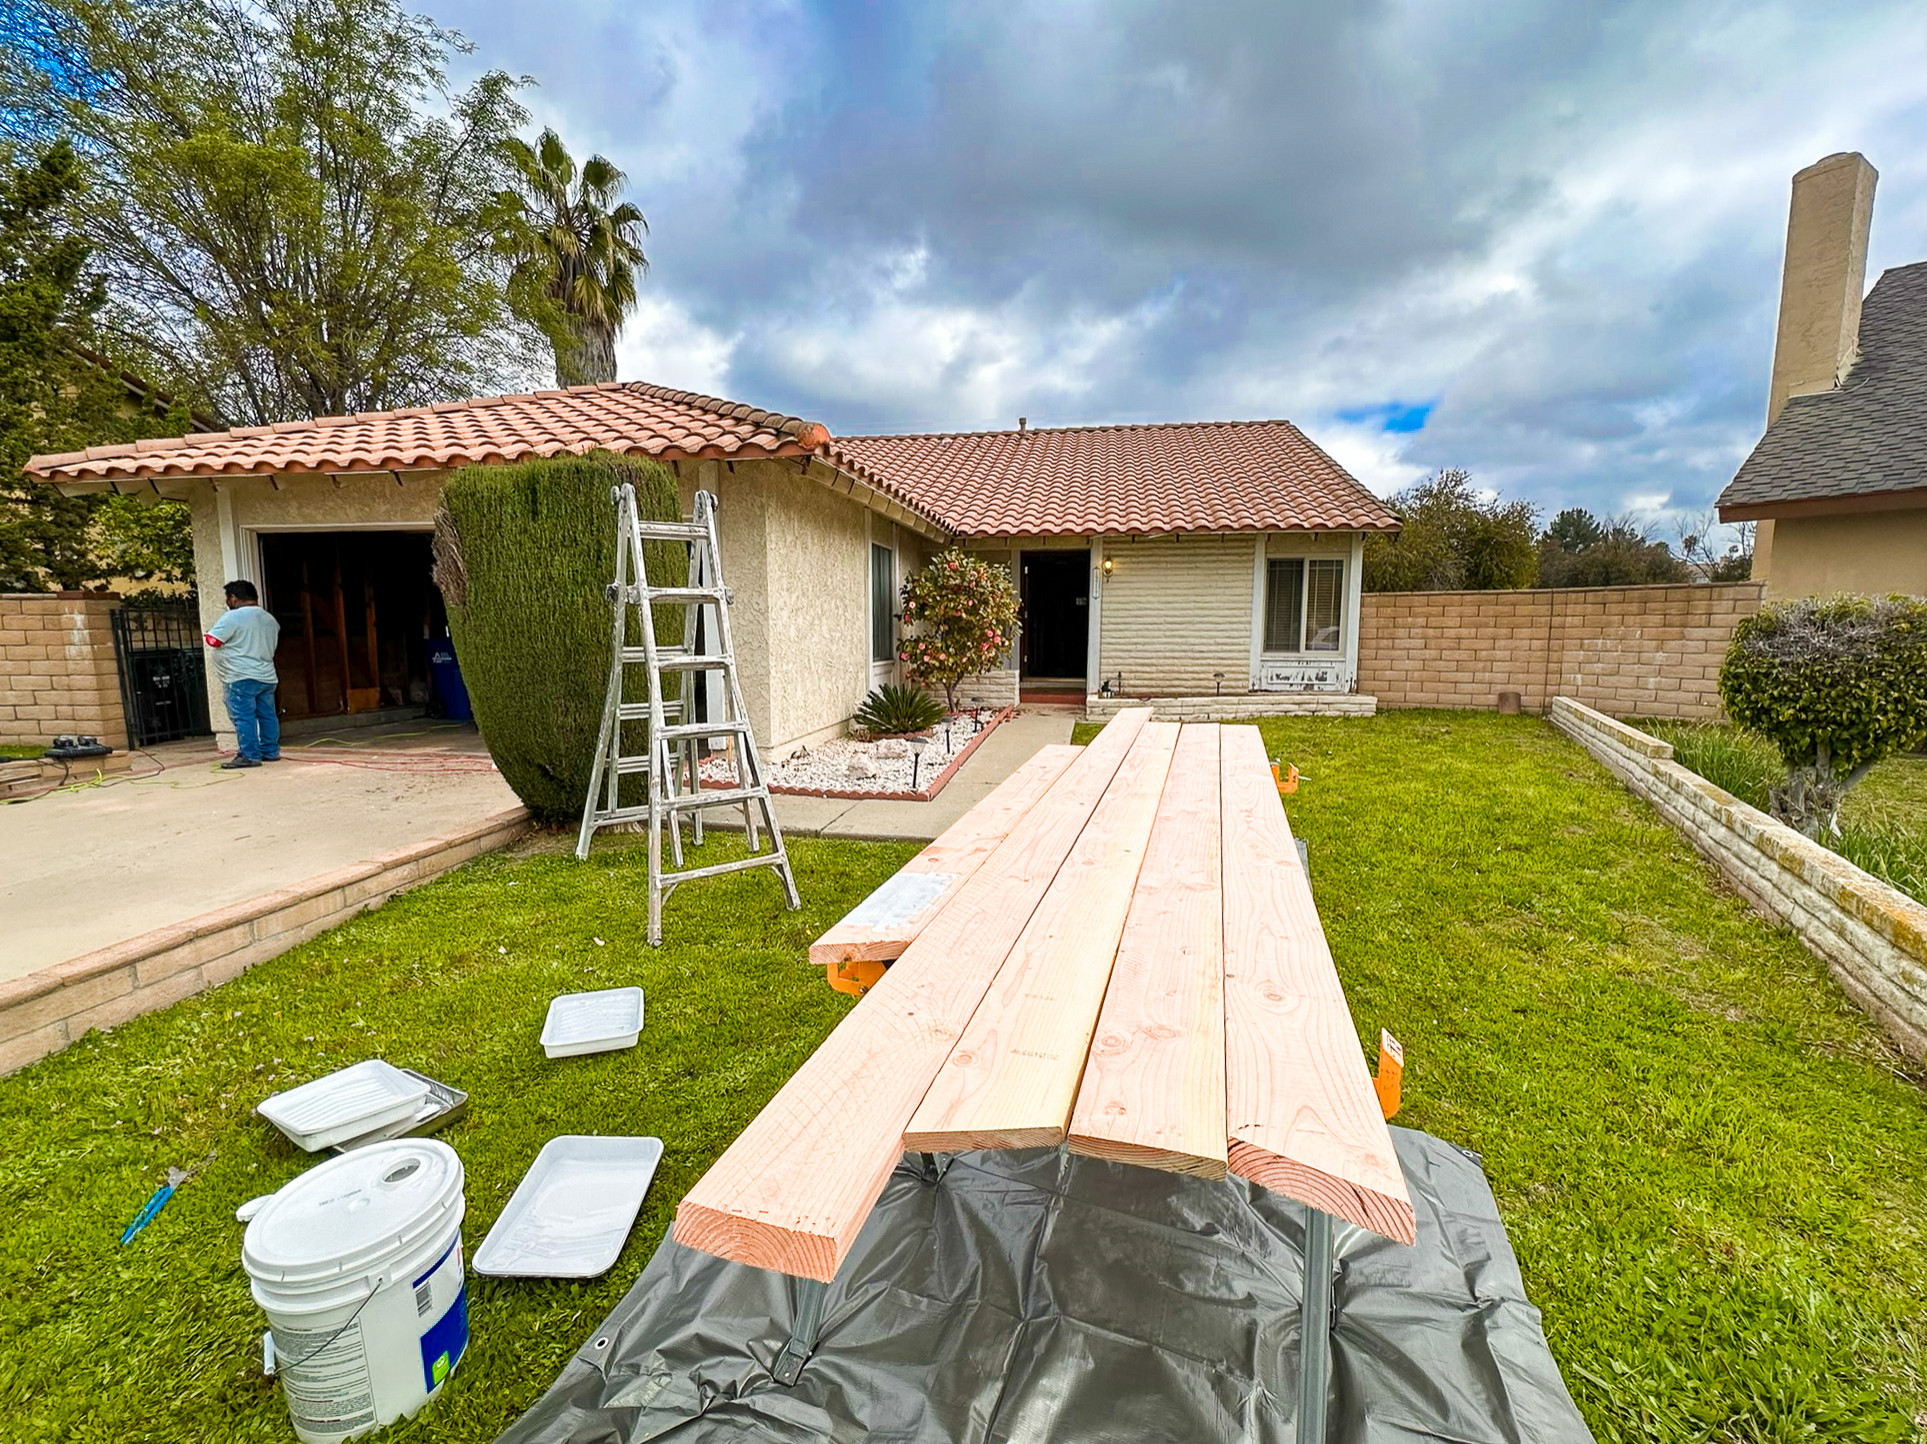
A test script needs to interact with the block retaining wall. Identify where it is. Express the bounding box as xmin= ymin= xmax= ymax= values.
xmin=0 ymin=592 xmax=127 ymax=750
xmin=1084 ymin=693 xmax=1377 ymax=721
xmin=1551 ymin=697 xmax=1927 ymax=1062
xmin=0 ymin=806 xmax=532 ymax=1075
